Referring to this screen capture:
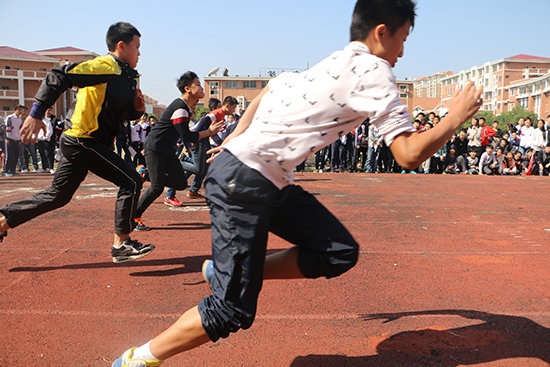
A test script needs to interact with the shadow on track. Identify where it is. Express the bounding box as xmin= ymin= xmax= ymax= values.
xmin=290 ymin=310 xmax=550 ymax=366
